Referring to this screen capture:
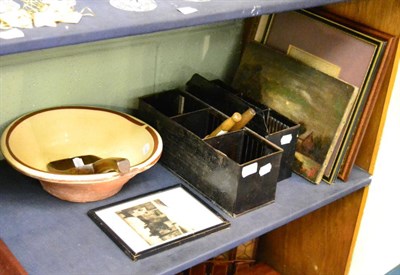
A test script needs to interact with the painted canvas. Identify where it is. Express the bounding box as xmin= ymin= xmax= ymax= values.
xmin=232 ymin=42 xmax=357 ymax=184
